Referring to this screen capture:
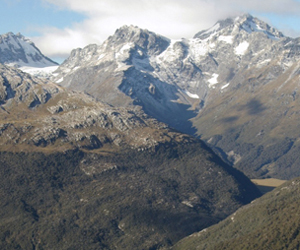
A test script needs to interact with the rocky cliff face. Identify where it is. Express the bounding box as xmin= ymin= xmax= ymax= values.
xmin=51 ymin=14 xmax=300 ymax=179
